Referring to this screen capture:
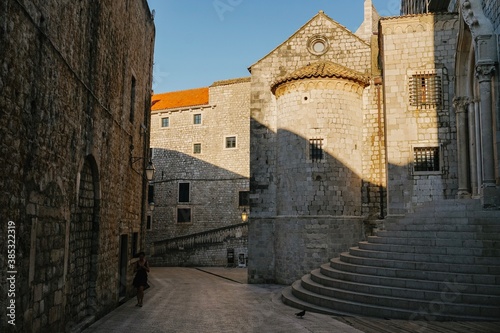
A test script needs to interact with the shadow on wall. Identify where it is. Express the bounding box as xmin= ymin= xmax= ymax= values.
xmin=248 ymin=116 xmax=458 ymax=284
xmin=148 ymin=148 xmax=249 ymax=244
xmin=250 ymin=118 xmax=387 ymax=219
